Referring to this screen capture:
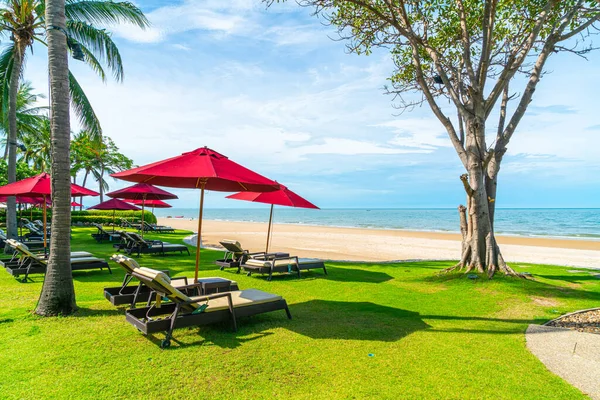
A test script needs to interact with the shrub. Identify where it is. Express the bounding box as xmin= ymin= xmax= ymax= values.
xmin=0 ymin=209 xmax=156 ymax=225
